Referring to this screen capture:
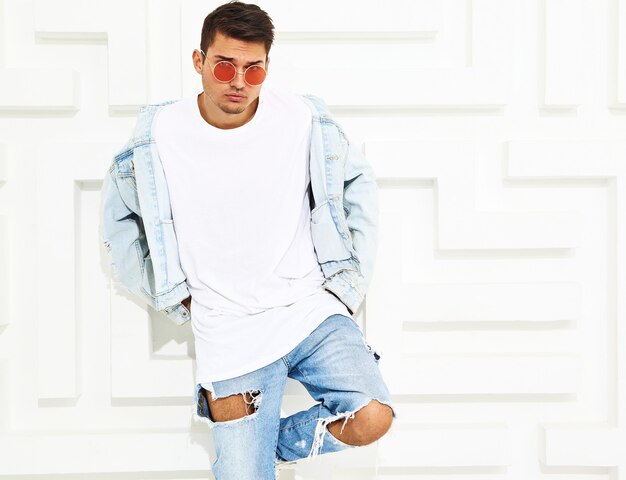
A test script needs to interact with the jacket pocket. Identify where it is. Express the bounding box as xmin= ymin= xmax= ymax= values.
xmin=310 ymin=203 xmax=352 ymax=263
